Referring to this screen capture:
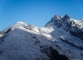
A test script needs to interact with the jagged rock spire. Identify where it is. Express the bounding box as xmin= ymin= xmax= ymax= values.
xmin=62 ymin=14 xmax=70 ymax=21
xmin=52 ymin=15 xmax=61 ymax=21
